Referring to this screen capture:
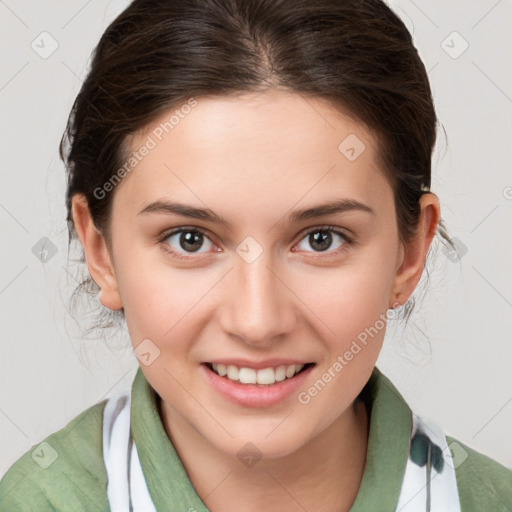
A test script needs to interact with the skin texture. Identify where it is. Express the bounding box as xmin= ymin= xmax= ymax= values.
xmin=72 ymin=89 xmax=440 ymax=511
